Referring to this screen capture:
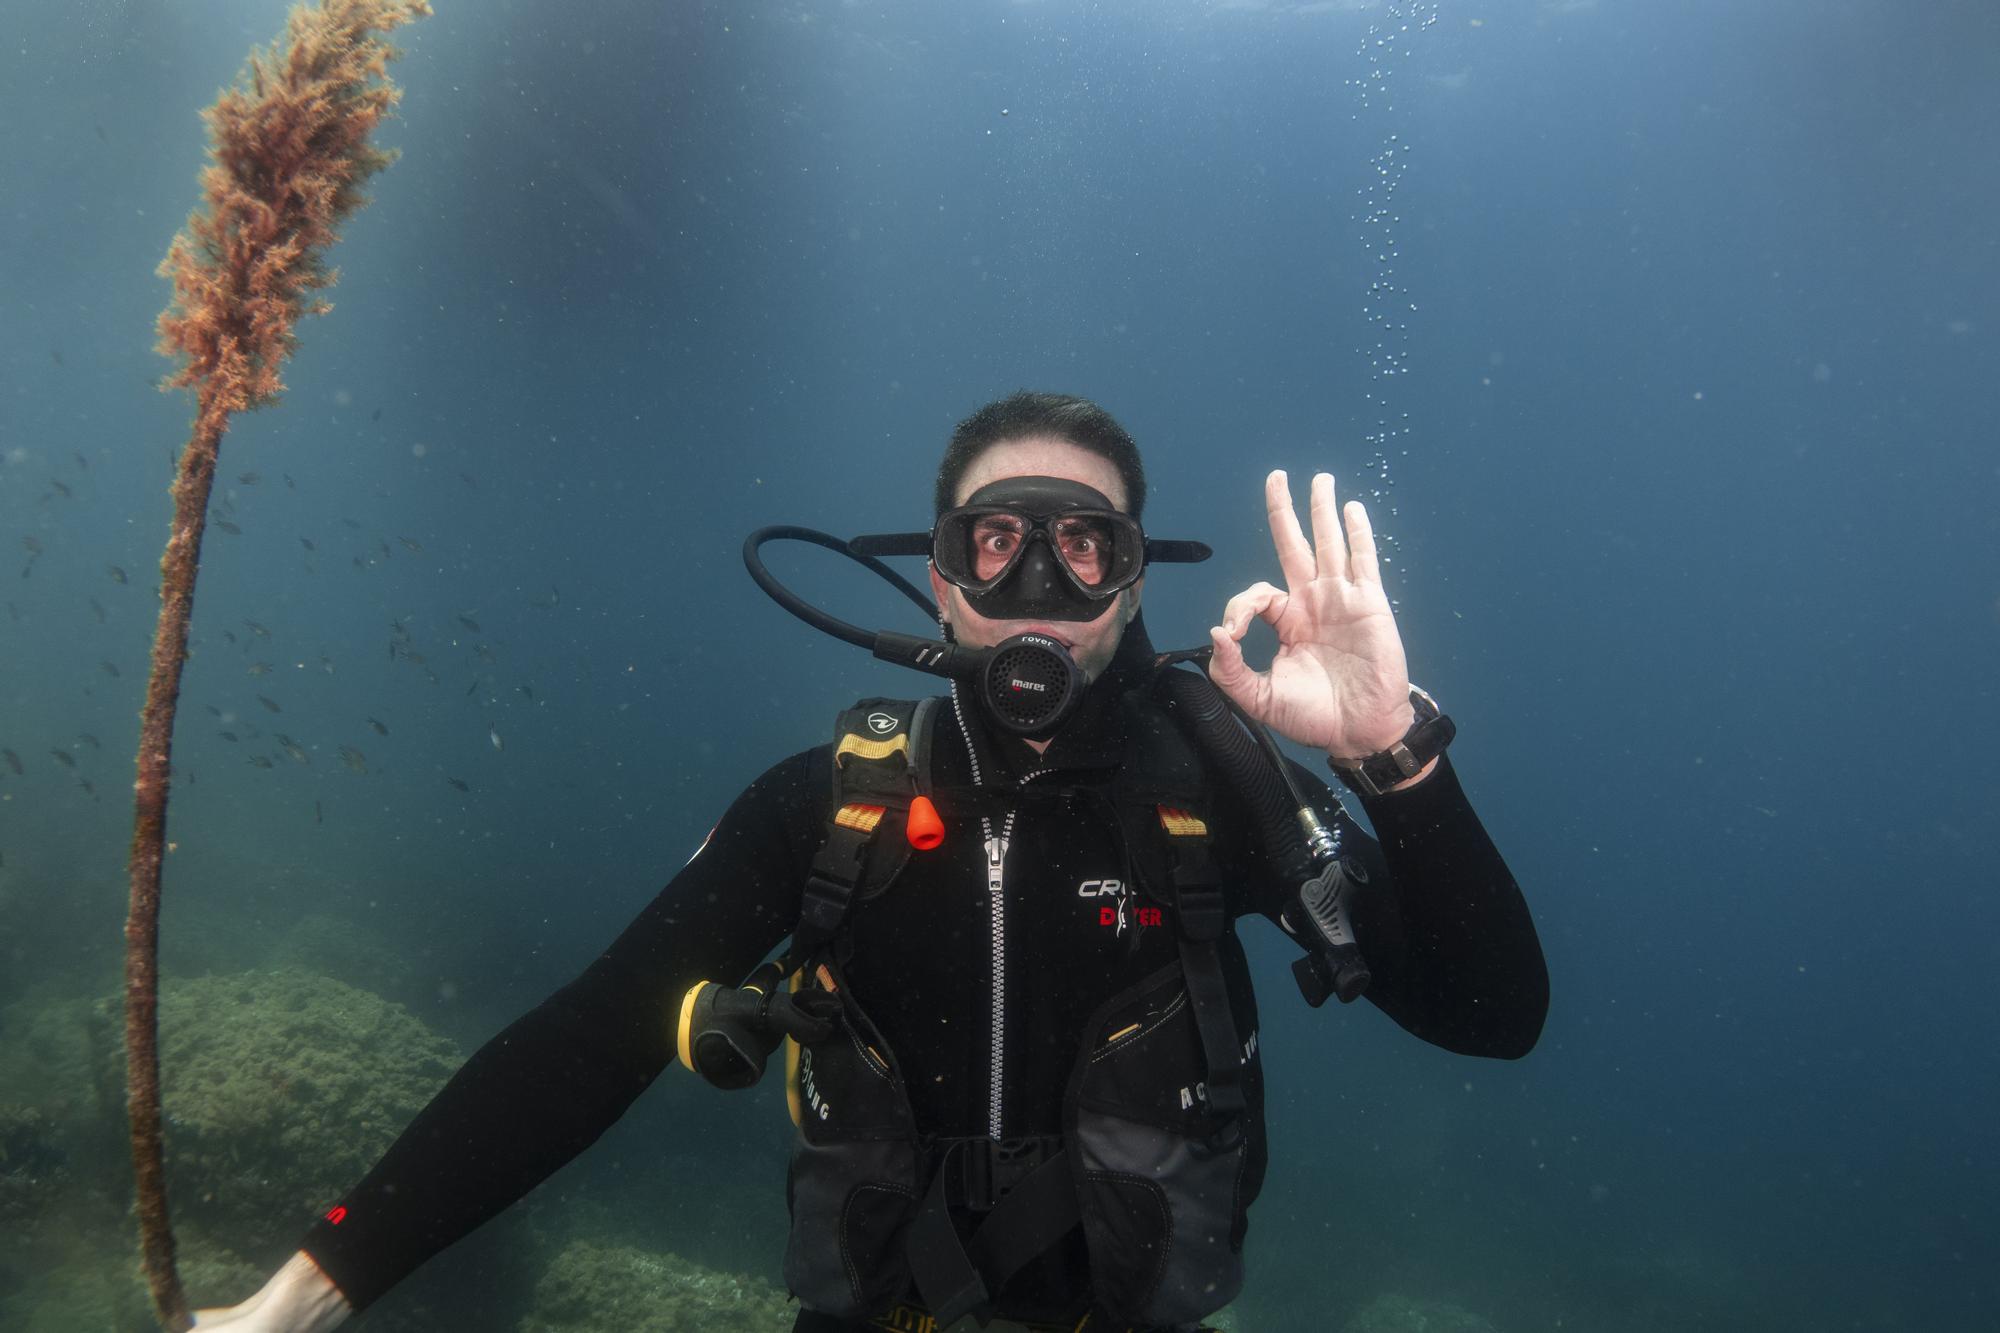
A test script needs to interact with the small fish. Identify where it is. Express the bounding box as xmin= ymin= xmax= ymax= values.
xmin=446 ymin=776 xmax=469 ymax=792
xmin=367 ymin=717 xmax=388 ymax=736
xmin=457 ymin=614 xmax=481 ymax=634
xmin=459 ymin=471 xmax=478 ymax=490
xmin=75 ymin=451 xmax=88 ymax=470
xmin=89 ymin=597 xmax=107 ymax=623
xmin=474 ymin=644 xmax=497 ymax=664
xmin=465 ymin=678 xmax=480 ymax=698
xmin=488 ymin=726 xmax=503 ymax=752
xmin=338 ymin=745 xmax=367 ymax=774
xmin=518 ymin=684 xmax=535 ymax=702
xmin=377 ymin=539 xmax=392 ymax=560
xmin=46 ymin=478 xmax=73 ymax=500
xmin=223 ymin=630 xmax=238 ymax=646
xmin=204 ymin=704 xmax=222 ymax=717
xmin=49 ymin=749 xmax=76 ymax=769
xmin=107 ymin=565 xmax=128 ymax=584
xmin=372 ymin=408 xmax=383 ymax=422
xmin=100 ymin=660 xmax=120 ymax=678
xmin=315 ymin=799 xmax=324 ymax=824
xmin=341 ymin=517 xmax=363 ymax=530
xmin=283 ymin=474 xmax=295 ymax=489
xmin=77 ymin=733 xmax=99 ymax=749
xmin=398 ymin=536 xmax=423 ymax=554
xmin=276 ymin=735 xmax=309 ymax=765
xmin=2 ymin=748 xmax=22 ymax=775
xmin=215 ymin=520 xmax=242 ymax=536
xmin=22 ymin=537 xmax=42 ymax=555
xmin=238 ymin=471 xmax=261 ymax=485
xmin=78 ymin=778 xmax=96 ymax=798
xmin=247 ymin=662 xmax=273 ymax=676
xmin=244 ymin=620 xmax=271 ymax=639
xmin=219 ymin=731 xmax=238 ymax=743
xmin=256 ymin=694 xmax=282 ymax=713
xmin=249 ymin=754 xmax=275 ymax=769
xmin=300 ymin=537 xmax=316 ymax=552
